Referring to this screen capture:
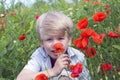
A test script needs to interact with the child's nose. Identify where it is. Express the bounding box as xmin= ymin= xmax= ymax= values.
xmin=52 ymin=40 xmax=60 ymax=46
